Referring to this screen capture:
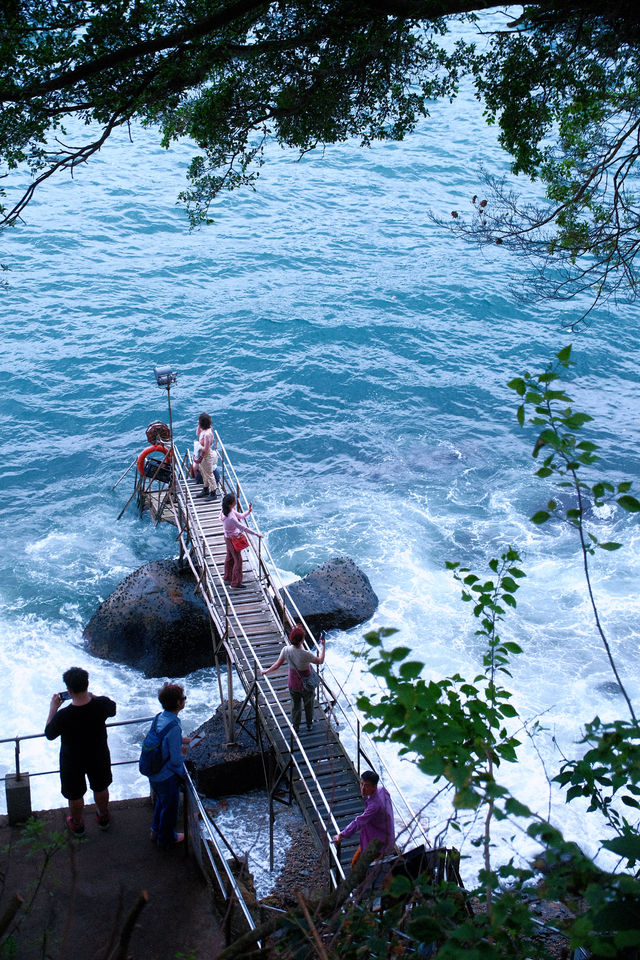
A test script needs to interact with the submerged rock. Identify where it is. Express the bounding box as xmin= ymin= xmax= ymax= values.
xmin=83 ymin=558 xmax=213 ymax=677
xmin=282 ymin=555 xmax=378 ymax=634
